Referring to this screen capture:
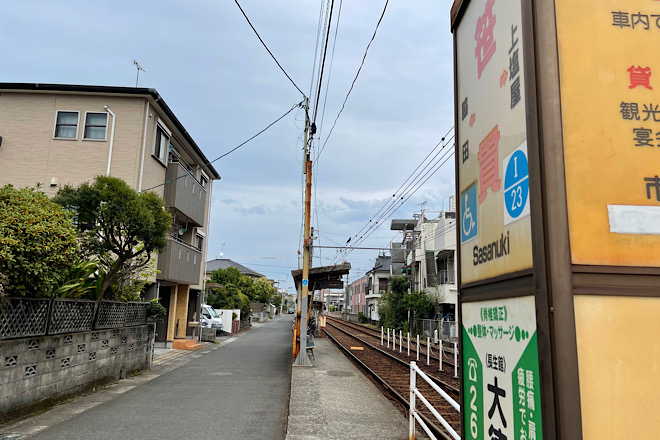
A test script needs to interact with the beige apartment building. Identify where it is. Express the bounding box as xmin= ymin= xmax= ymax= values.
xmin=0 ymin=83 xmax=221 ymax=348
